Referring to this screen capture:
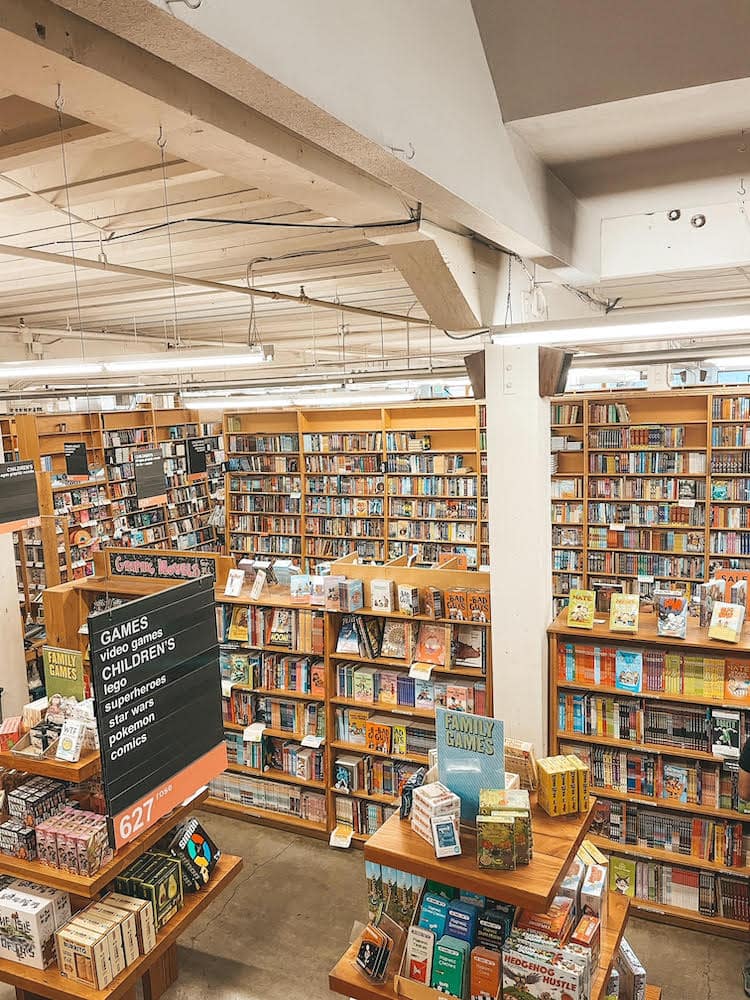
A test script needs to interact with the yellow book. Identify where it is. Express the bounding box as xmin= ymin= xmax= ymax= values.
xmin=567 ymin=590 xmax=596 ymax=629
xmin=609 ymin=593 xmax=639 ymax=633
xmin=582 ymin=839 xmax=609 ymax=866
xmin=708 ymin=602 xmax=745 ymax=643
xmin=566 ymin=754 xmax=591 ymax=812
xmin=703 ymin=657 xmax=726 ymax=700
